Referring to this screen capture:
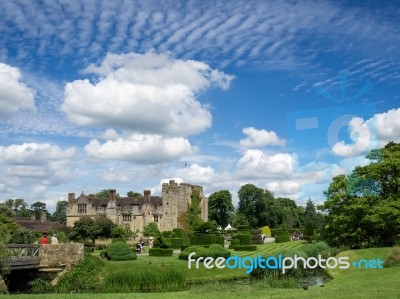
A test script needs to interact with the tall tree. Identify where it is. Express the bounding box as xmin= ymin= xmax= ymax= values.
xmin=208 ymin=190 xmax=234 ymax=228
xmin=238 ymin=184 xmax=267 ymax=228
xmin=52 ymin=201 xmax=68 ymax=225
xmin=320 ymin=142 xmax=400 ymax=247
xmin=127 ymin=191 xmax=143 ymax=197
xmin=30 ymin=201 xmax=49 ymax=220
